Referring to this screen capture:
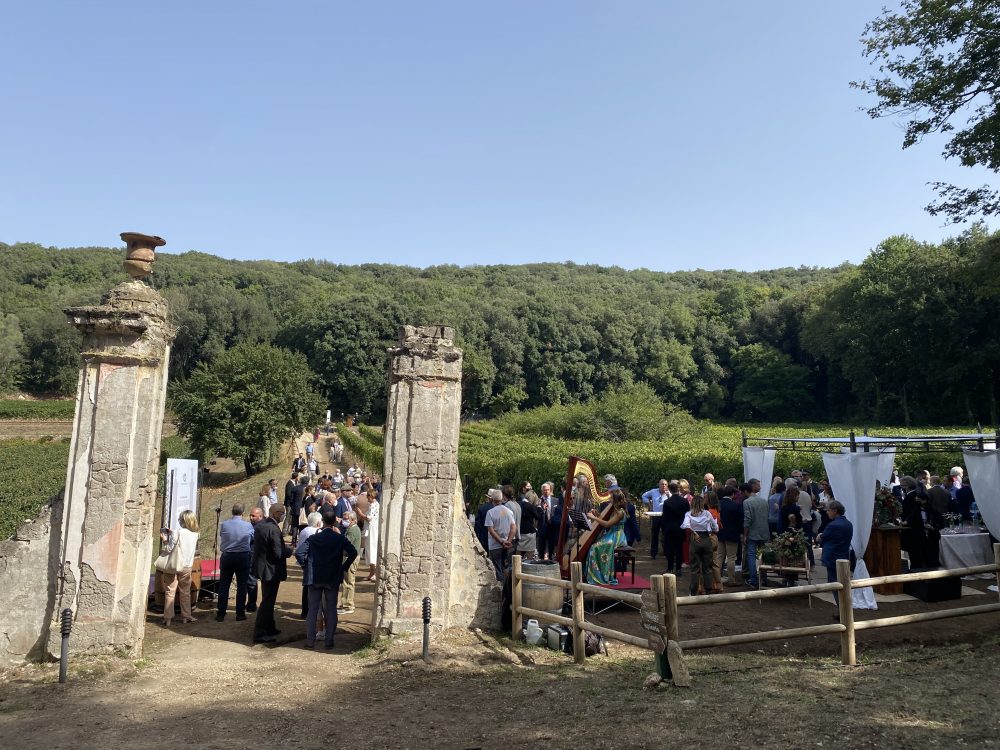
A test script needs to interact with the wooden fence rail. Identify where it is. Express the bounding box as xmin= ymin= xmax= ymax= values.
xmin=511 ymin=543 xmax=1000 ymax=671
